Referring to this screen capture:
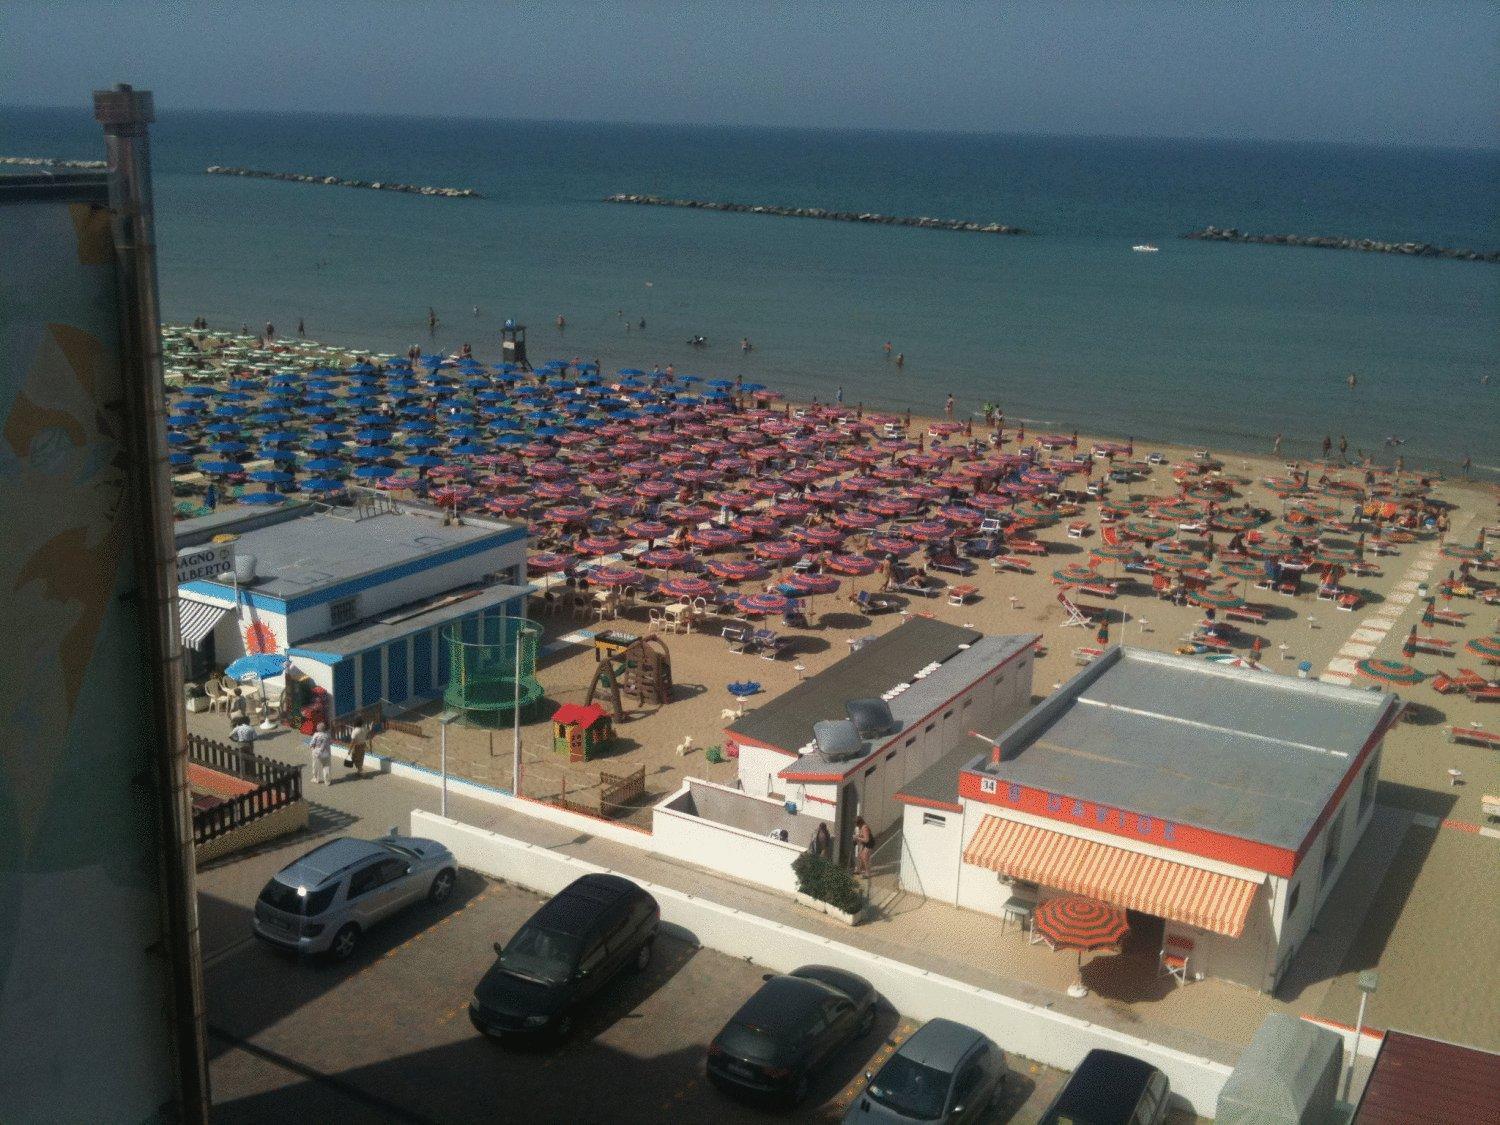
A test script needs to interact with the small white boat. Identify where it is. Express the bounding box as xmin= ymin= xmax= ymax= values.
xmin=1132 ymin=244 xmax=1160 ymax=253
